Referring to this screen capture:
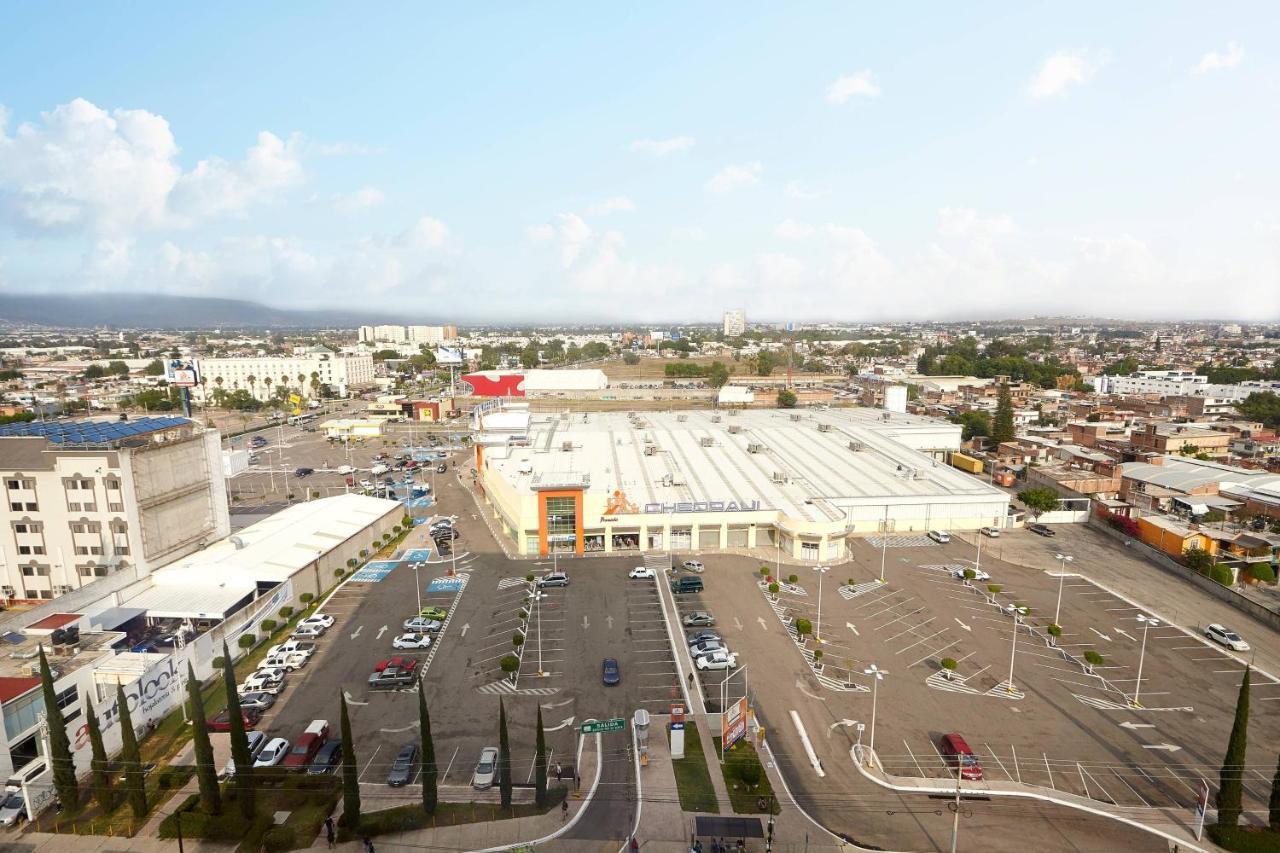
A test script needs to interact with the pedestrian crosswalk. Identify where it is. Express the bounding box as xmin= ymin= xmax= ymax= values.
xmin=477 ymin=678 xmax=561 ymax=696
xmin=867 ymin=535 xmax=937 ymax=548
xmin=498 ymin=576 xmax=529 ymax=591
